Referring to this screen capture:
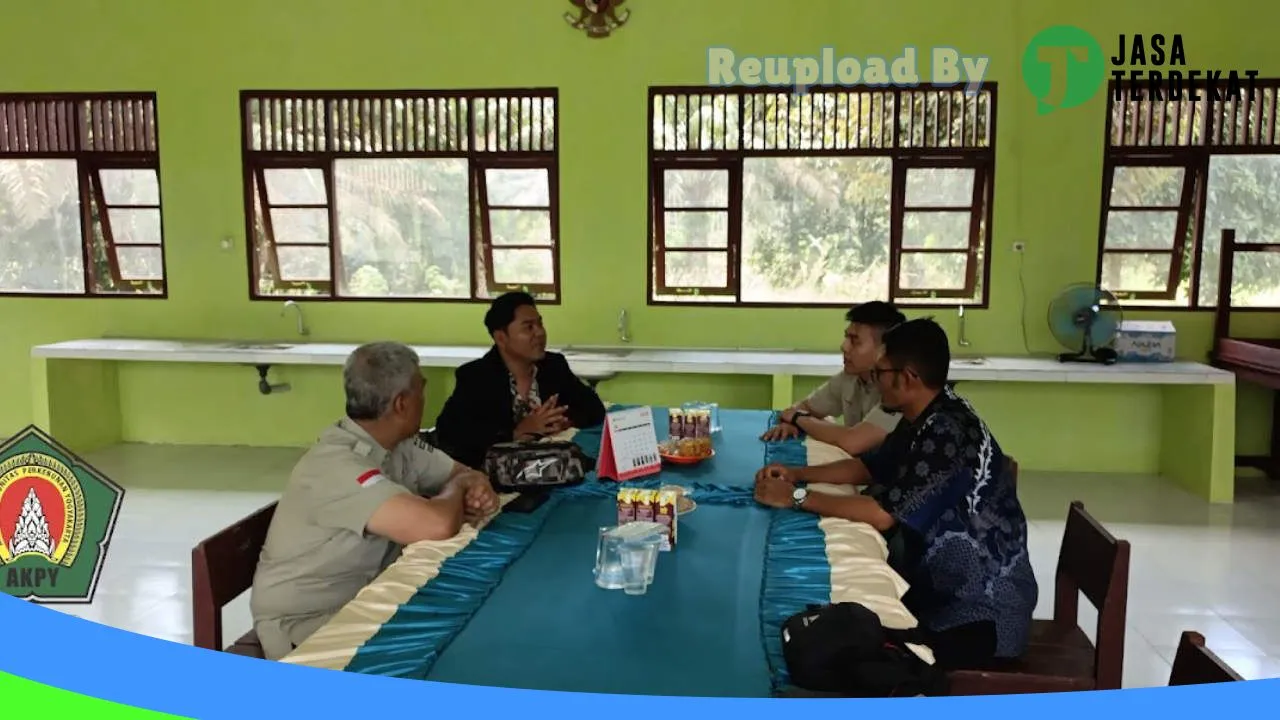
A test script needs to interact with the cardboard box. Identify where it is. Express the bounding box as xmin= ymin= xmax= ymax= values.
xmin=1115 ymin=320 xmax=1176 ymax=363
